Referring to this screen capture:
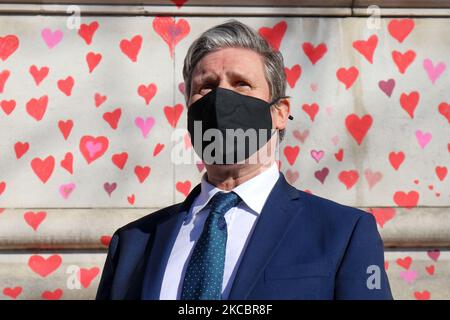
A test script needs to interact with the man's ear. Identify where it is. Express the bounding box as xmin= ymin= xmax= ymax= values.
xmin=272 ymin=97 xmax=291 ymax=130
